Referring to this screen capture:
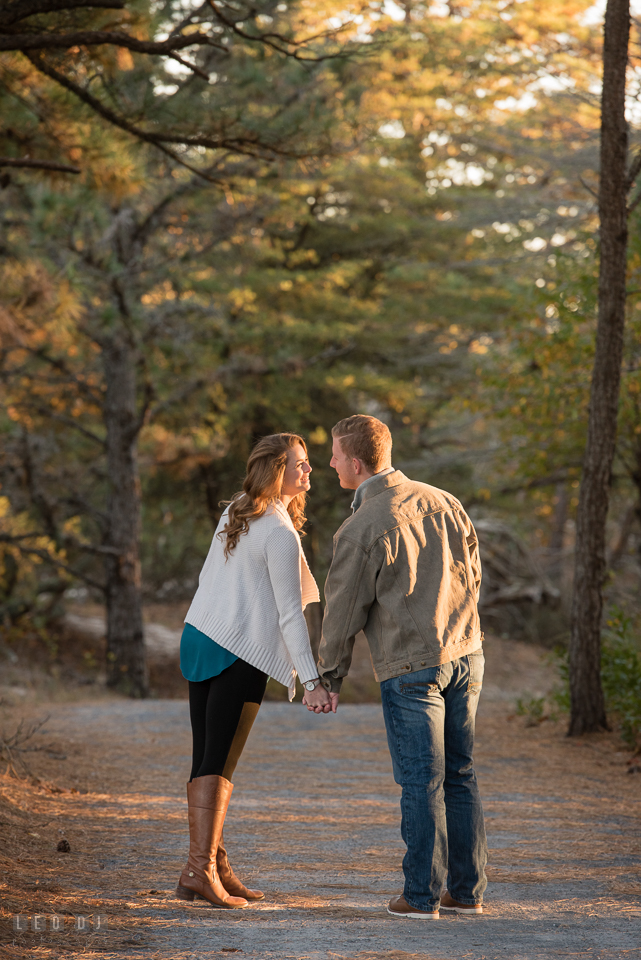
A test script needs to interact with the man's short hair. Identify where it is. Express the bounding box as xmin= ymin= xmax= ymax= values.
xmin=332 ymin=415 xmax=393 ymax=472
